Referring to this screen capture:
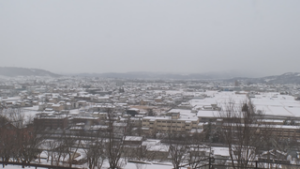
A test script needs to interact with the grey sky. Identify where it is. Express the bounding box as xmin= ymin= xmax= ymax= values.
xmin=1 ymin=0 xmax=300 ymax=77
